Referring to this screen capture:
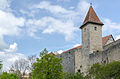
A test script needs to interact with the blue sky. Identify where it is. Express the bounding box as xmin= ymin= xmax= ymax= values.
xmin=0 ymin=0 xmax=120 ymax=71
